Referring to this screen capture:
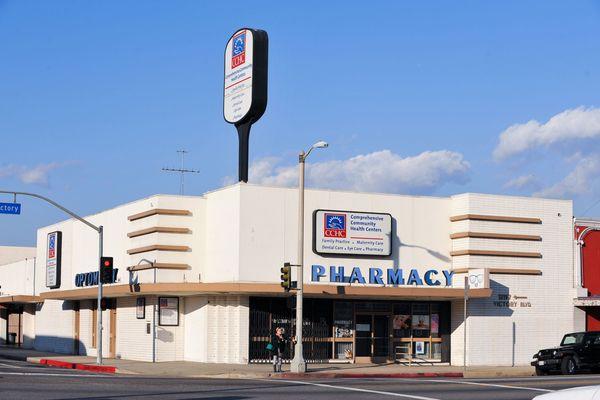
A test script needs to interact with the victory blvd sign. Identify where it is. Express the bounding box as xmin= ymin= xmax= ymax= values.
xmin=223 ymin=28 xmax=268 ymax=182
